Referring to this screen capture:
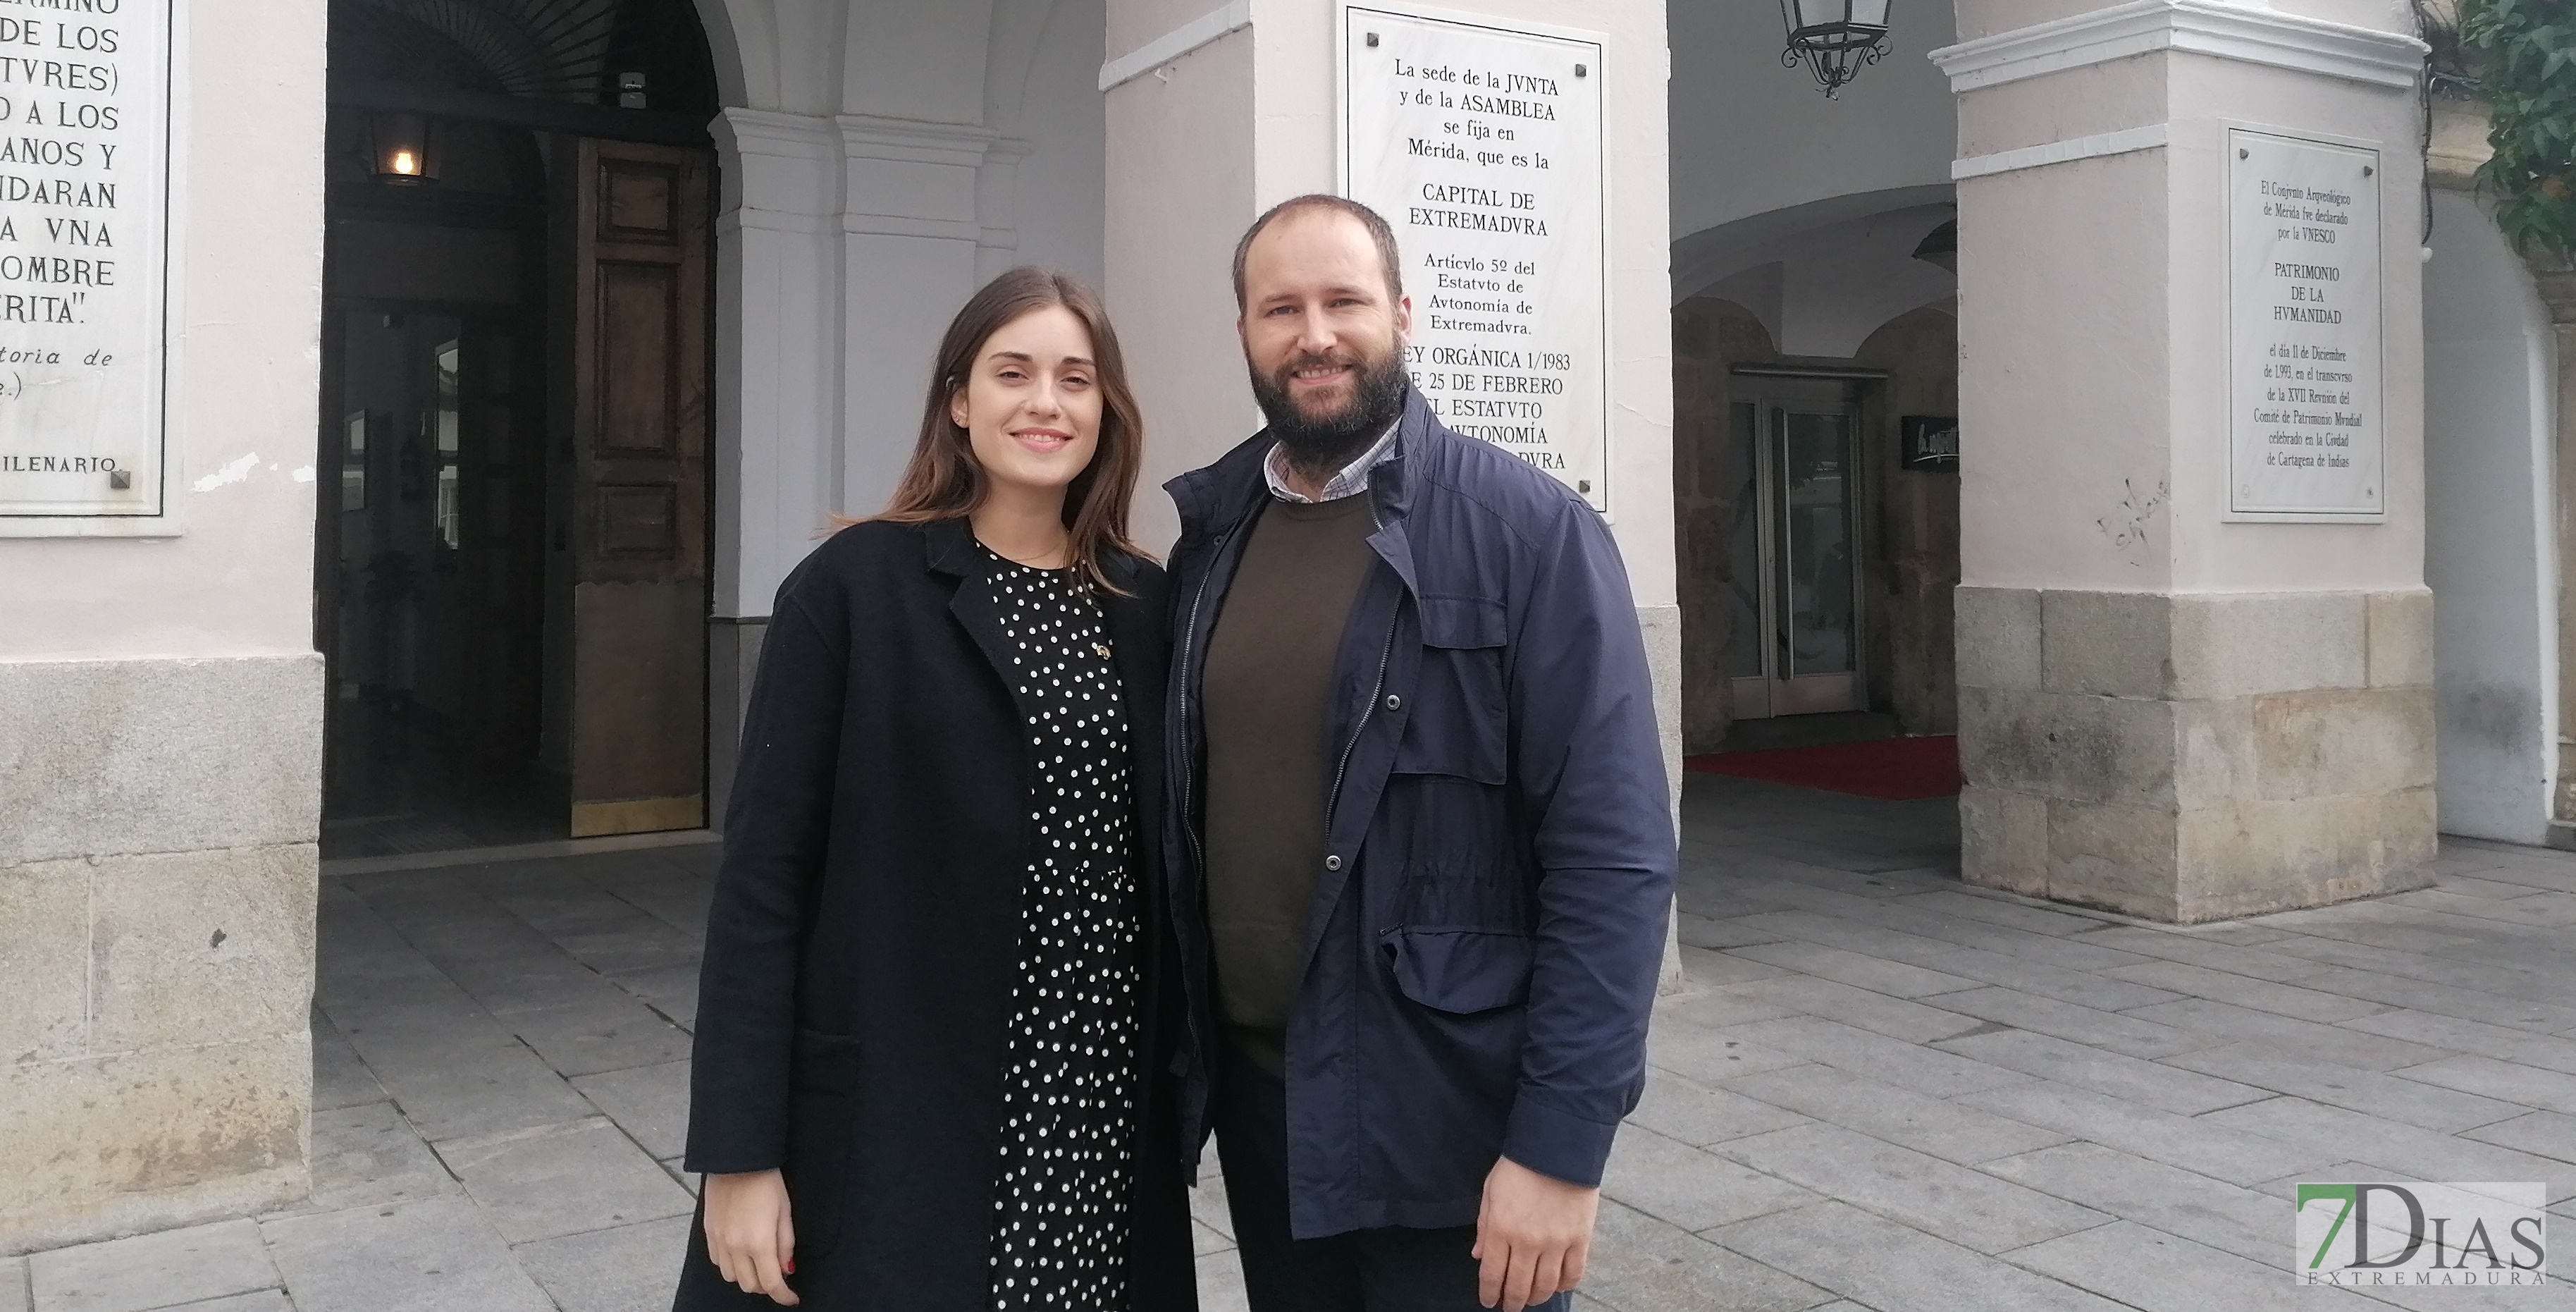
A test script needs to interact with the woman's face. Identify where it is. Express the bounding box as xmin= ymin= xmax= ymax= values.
xmin=949 ymin=304 xmax=1103 ymax=501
